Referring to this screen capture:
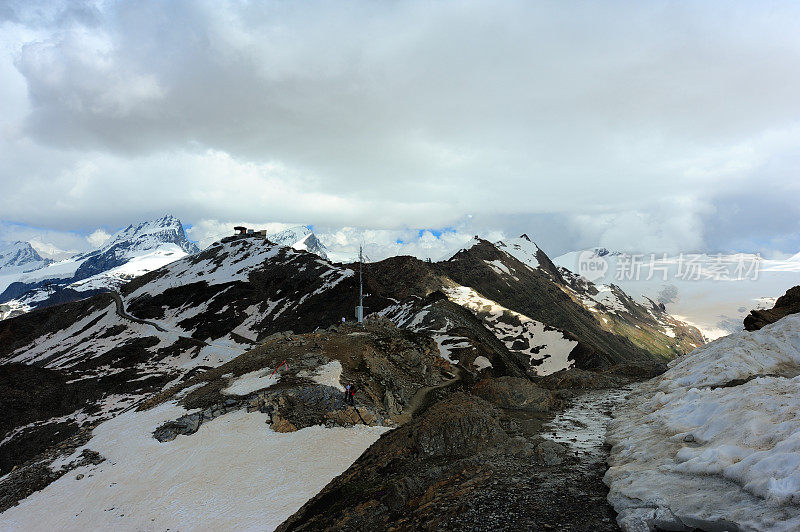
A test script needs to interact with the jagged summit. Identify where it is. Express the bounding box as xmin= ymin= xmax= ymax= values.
xmin=265 ymin=226 xmax=328 ymax=259
xmin=0 ymin=214 xmax=199 ymax=318
xmin=0 ymin=241 xmax=52 ymax=272
xmin=495 ymin=235 xmax=544 ymax=270
xmin=88 ymin=214 xmax=199 ymax=257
